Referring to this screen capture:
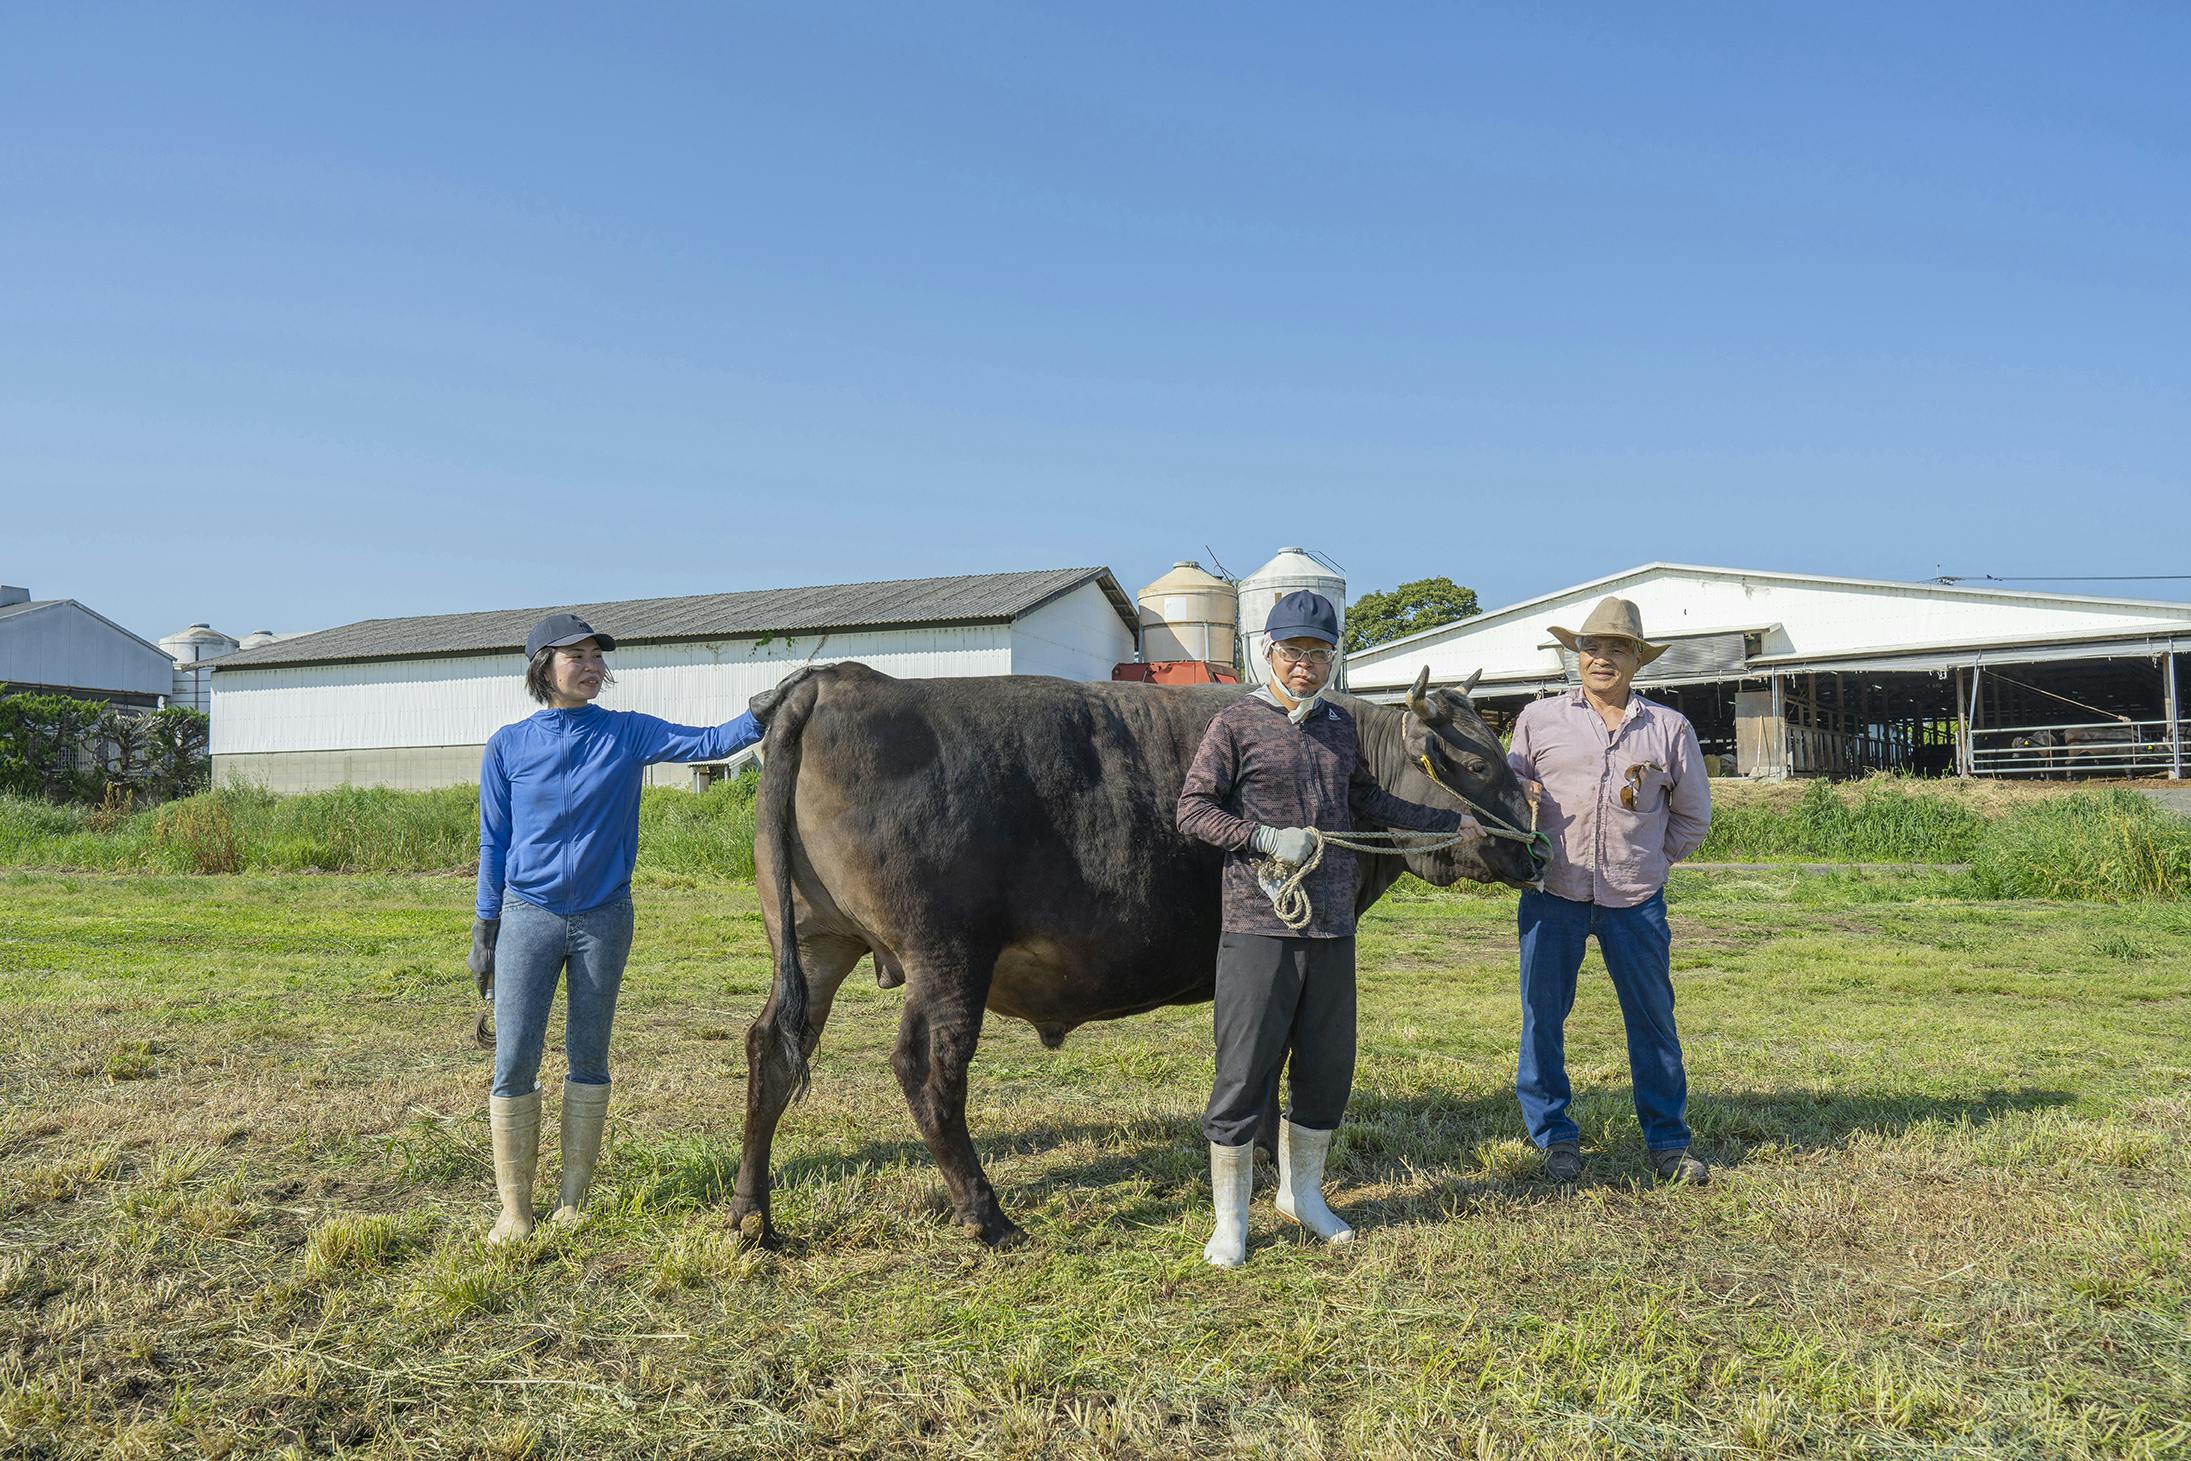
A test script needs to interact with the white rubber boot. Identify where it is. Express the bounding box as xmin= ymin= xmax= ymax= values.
xmin=1202 ymin=1141 xmax=1254 ymax=1268
xmin=1276 ymin=1120 xmax=1355 ymax=1245
xmin=486 ymin=1089 xmax=540 ymax=1245
xmin=551 ymin=1079 xmax=611 ymax=1224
